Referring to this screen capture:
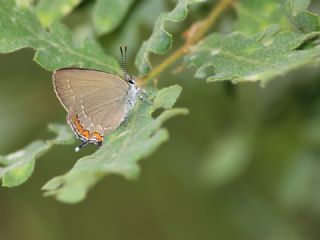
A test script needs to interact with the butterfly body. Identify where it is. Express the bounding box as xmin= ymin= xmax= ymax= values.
xmin=125 ymin=82 xmax=139 ymax=113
